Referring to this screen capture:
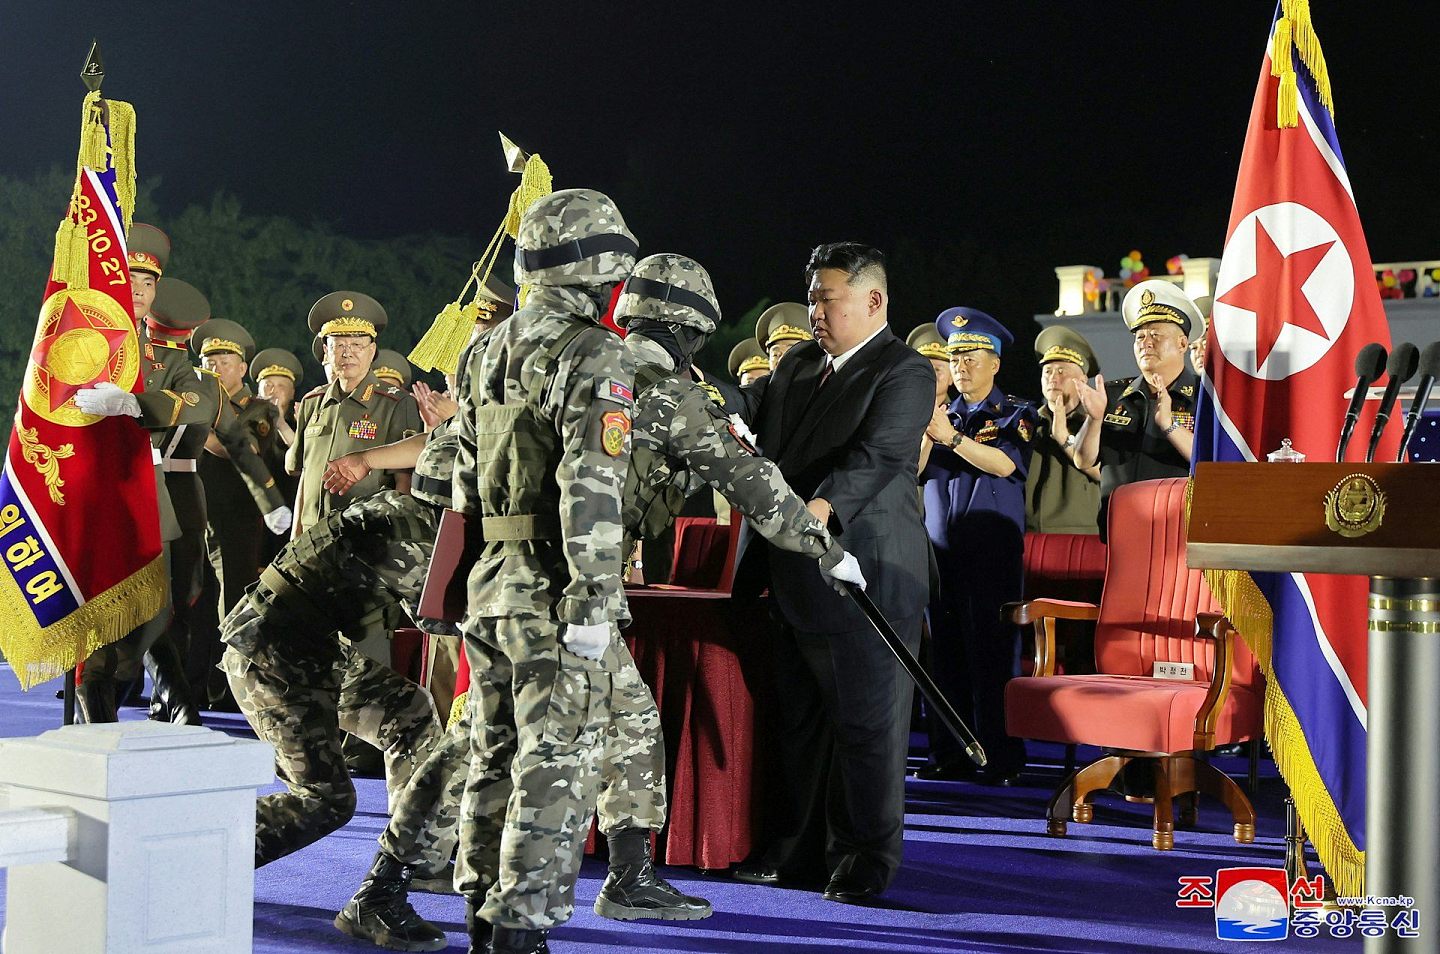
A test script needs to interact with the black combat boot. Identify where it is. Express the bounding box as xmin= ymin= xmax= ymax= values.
xmin=465 ymin=904 xmax=491 ymax=954
xmin=594 ymin=826 xmax=713 ymax=921
xmin=334 ymin=850 xmax=447 ymax=952
xmin=487 ymin=926 xmax=548 ymax=954
xmin=77 ymin=674 xmax=119 ymax=724
xmin=144 ymin=635 xmax=201 ymax=725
